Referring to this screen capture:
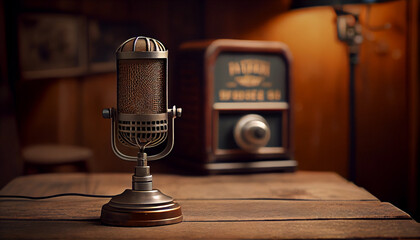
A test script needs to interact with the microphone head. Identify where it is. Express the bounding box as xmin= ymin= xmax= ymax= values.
xmin=118 ymin=37 xmax=166 ymax=52
xmin=117 ymin=37 xmax=167 ymax=115
xmin=116 ymin=37 xmax=169 ymax=149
